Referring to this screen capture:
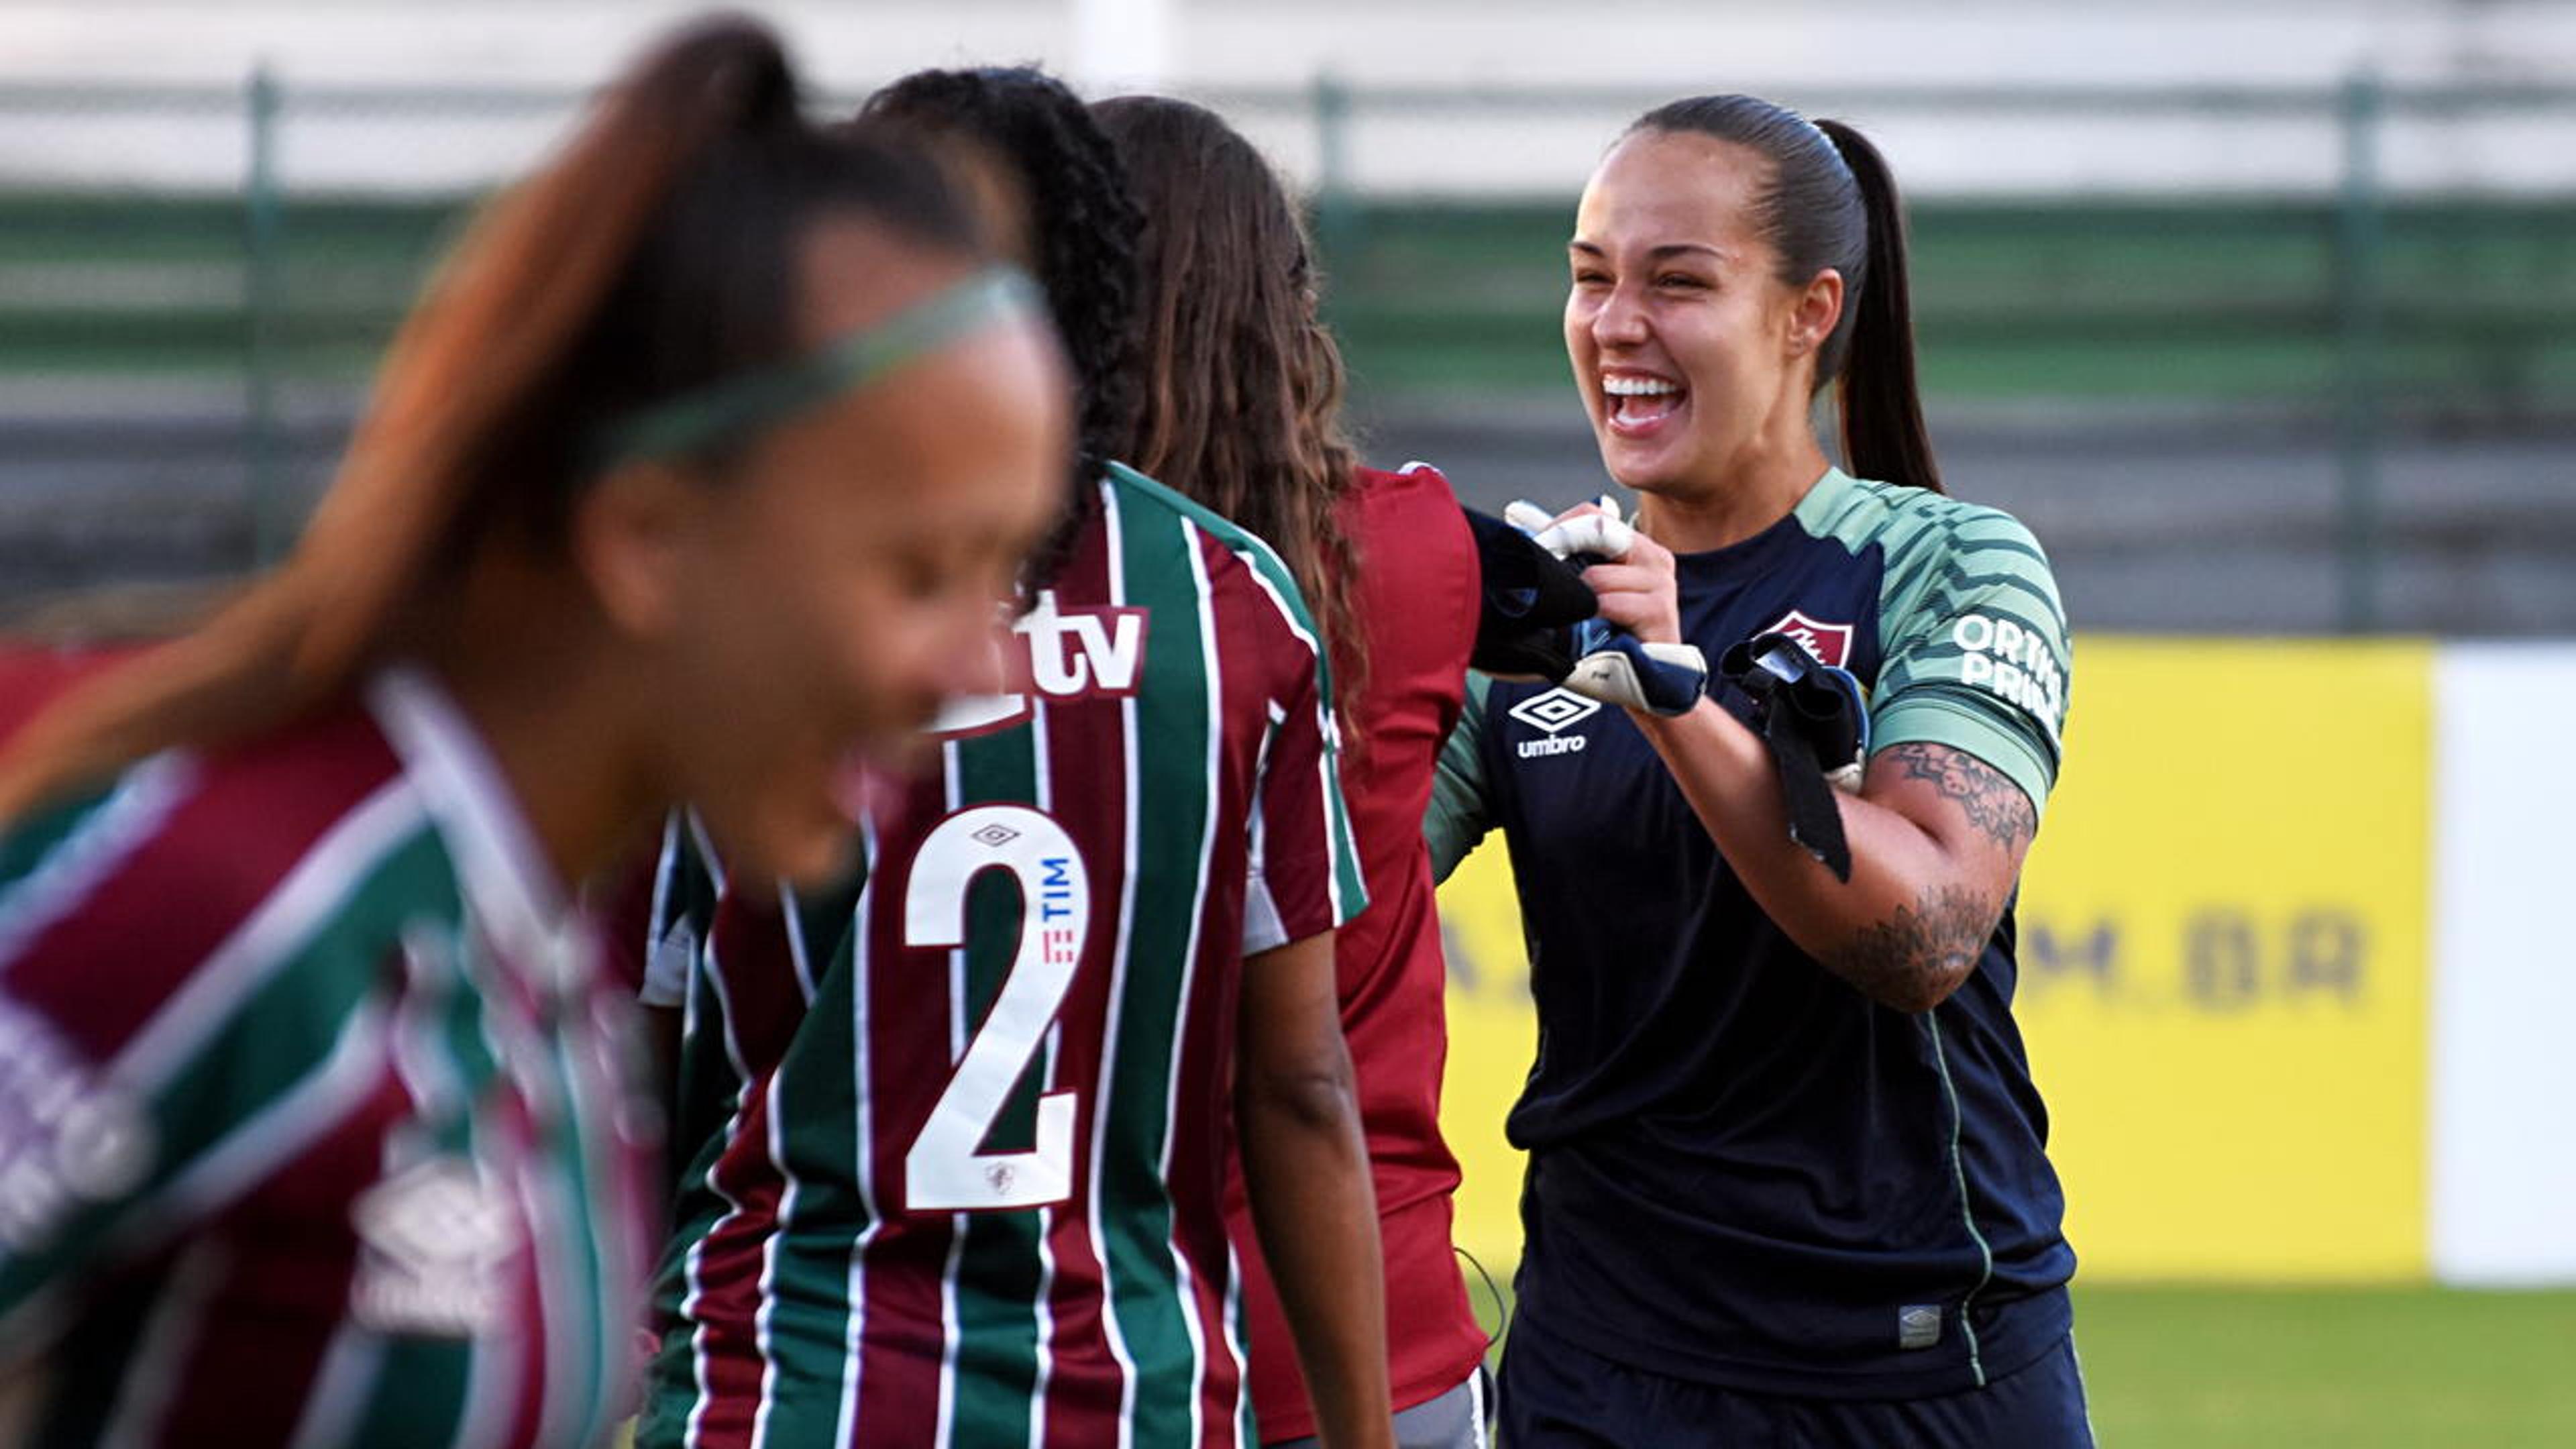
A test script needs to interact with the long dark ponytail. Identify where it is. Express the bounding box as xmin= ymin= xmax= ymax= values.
xmin=1629 ymin=97 xmax=1941 ymax=494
